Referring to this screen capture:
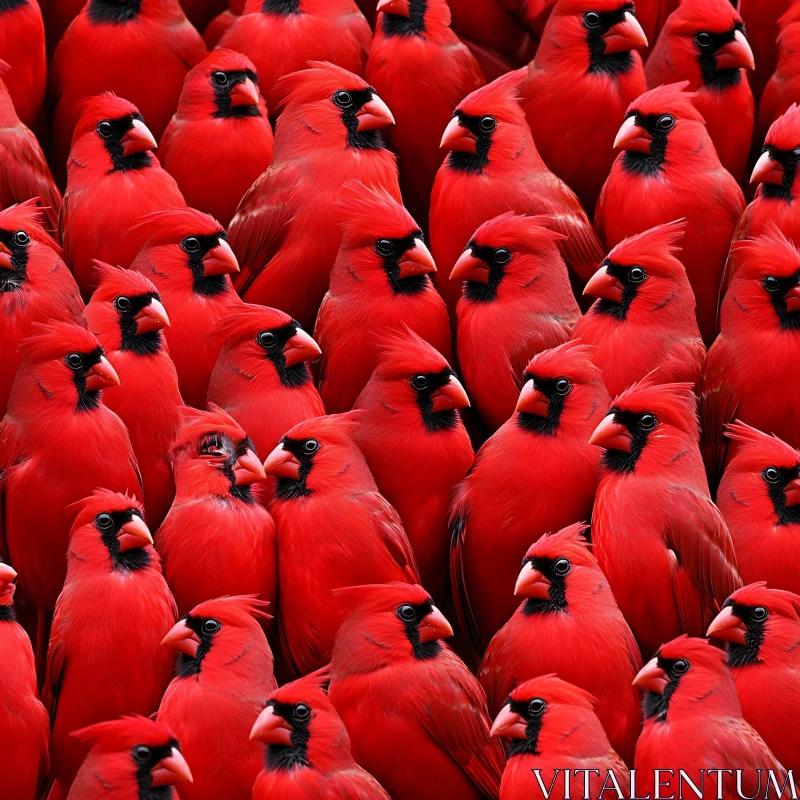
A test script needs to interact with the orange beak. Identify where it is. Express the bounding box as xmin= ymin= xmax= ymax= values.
xmin=589 ymin=414 xmax=632 ymax=452
xmin=707 ymin=605 xmax=748 ymax=646
xmin=397 ymin=239 xmax=436 ymax=279
xmin=84 ymin=356 xmax=120 ymax=392
xmin=418 ymin=605 xmax=453 ymax=643
xmin=614 ymin=116 xmax=652 ymax=154
xmin=441 ymin=116 xmax=477 ymax=154
xmin=430 ymin=375 xmax=470 ymax=412
xmin=377 ymin=0 xmax=411 ymax=15
xmin=149 ymin=747 xmax=193 ymax=787
xmin=120 ymin=119 xmax=157 ymax=157
xmin=784 ymin=284 xmax=800 ymax=312
xmin=117 ymin=514 xmax=154 ymax=551
xmin=0 ymin=242 xmax=13 ymax=270
xmin=583 ymin=265 xmax=625 ymax=303
xmin=263 ymin=443 xmax=302 ymax=480
xmin=161 ymin=619 xmax=201 ymax=658
xmin=602 ymin=11 xmax=648 ymax=54
xmin=514 ymin=561 xmax=551 ymax=599
xmin=0 ymin=562 xmax=17 ymax=594
xmin=450 ymin=249 xmax=489 ymax=283
xmin=356 ymin=94 xmax=394 ymax=131
xmin=134 ymin=298 xmax=170 ymax=335
xmin=714 ymin=30 xmax=755 ymax=71
xmin=633 ymin=658 xmax=669 ymax=694
xmin=490 ymin=704 xmax=527 ymax=739
xmin=229 ymin=77 xmax=260 ymax=108
xmin=250 ymin=705 xmax=294 ymax=745
xmin=516 ymin=381 xmax=549 ymax=417
xmin=234 ymin=448 xmax=266 ymax=485
xmin=751 ymin=151 xmax=784 ymax=185
xmin=784 ymin=476 xmax=800 ymax=507
xmin=282 ymin=328 xmax=321 ymax=367
xmin=202 ymin=238 xmax=239 ymax=276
